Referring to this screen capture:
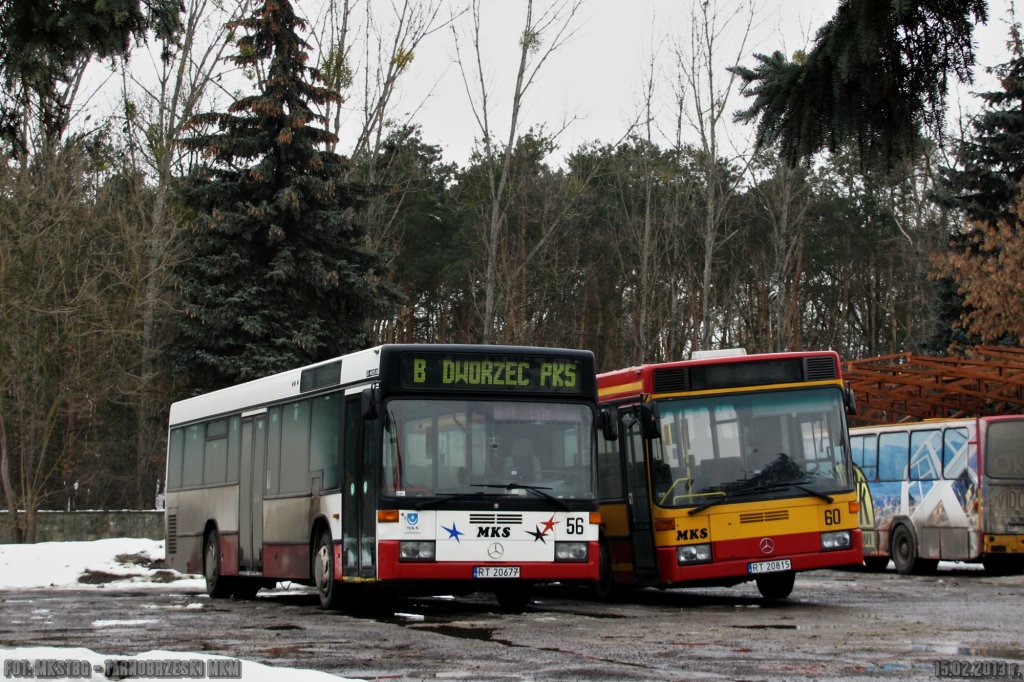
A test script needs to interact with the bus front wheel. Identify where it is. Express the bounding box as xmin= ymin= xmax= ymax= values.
xmin=203 ymin=529 xmax=234 ymax=598
xmin=755 ymin=571 xmax=795 ymax=600
xmin=313 ymin=527 xmax=344 ymax=610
